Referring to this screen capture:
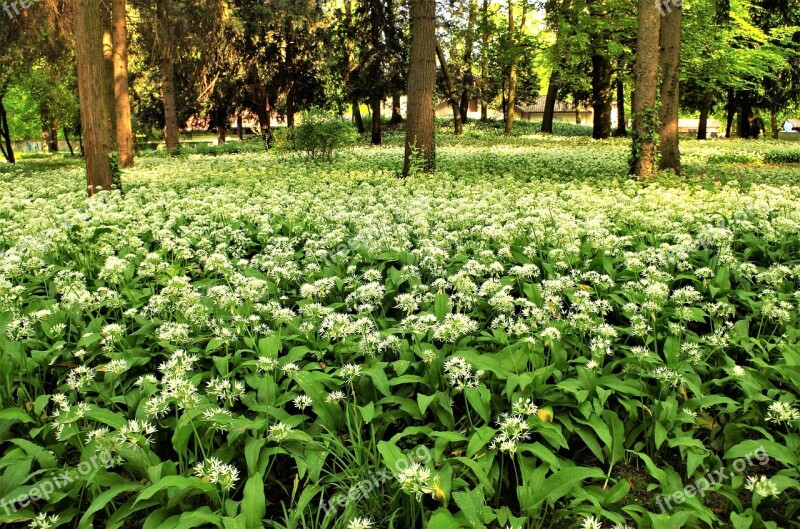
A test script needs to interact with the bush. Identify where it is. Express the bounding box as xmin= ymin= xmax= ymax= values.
xmin=291 ymin=109 xmax=358 ymax=161
xmin=707 ymin=152 xmax=763 ymax=165
xmin=764 ymin=147 xmax=800 ymax=164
